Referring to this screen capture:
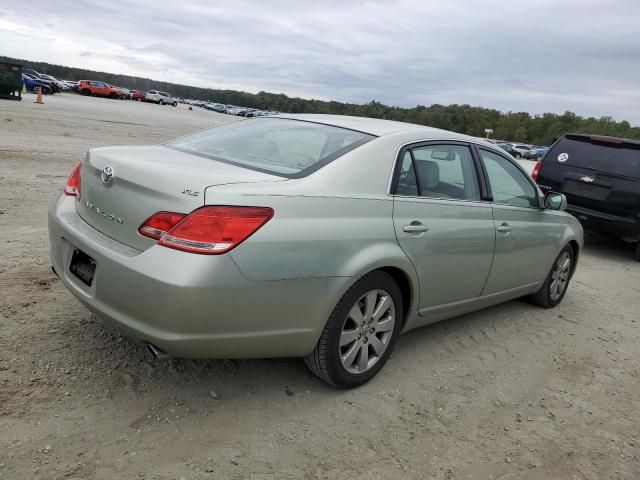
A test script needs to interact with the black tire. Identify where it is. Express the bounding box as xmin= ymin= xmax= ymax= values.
xmin=530 ymin=245 xmax=574 ymax=308
xmin=81 ymin=88 xmax=91 ymax=96
xmin=158 ymin=99 xmax=164 ymax=105
xmin=304 ymin=271 xmax=403 ymax=388
xmin=515 ymin=153 xmax=522 ymax=159
xmin=172 ymin=101 xmax=177 ymax=107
